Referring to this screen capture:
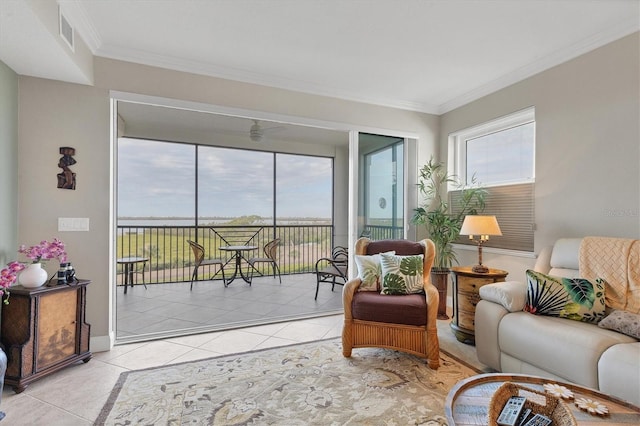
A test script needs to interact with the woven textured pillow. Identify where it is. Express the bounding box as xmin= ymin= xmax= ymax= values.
xmin=524 ymin=270 xmax=606 ymax=323
xmin=379 ymin=253 xmax=424 ymax=295
xmin=354 ymin=251 xmax=395 ymax=292
xmin=598 ymin=309 xmax=640 ymax=339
